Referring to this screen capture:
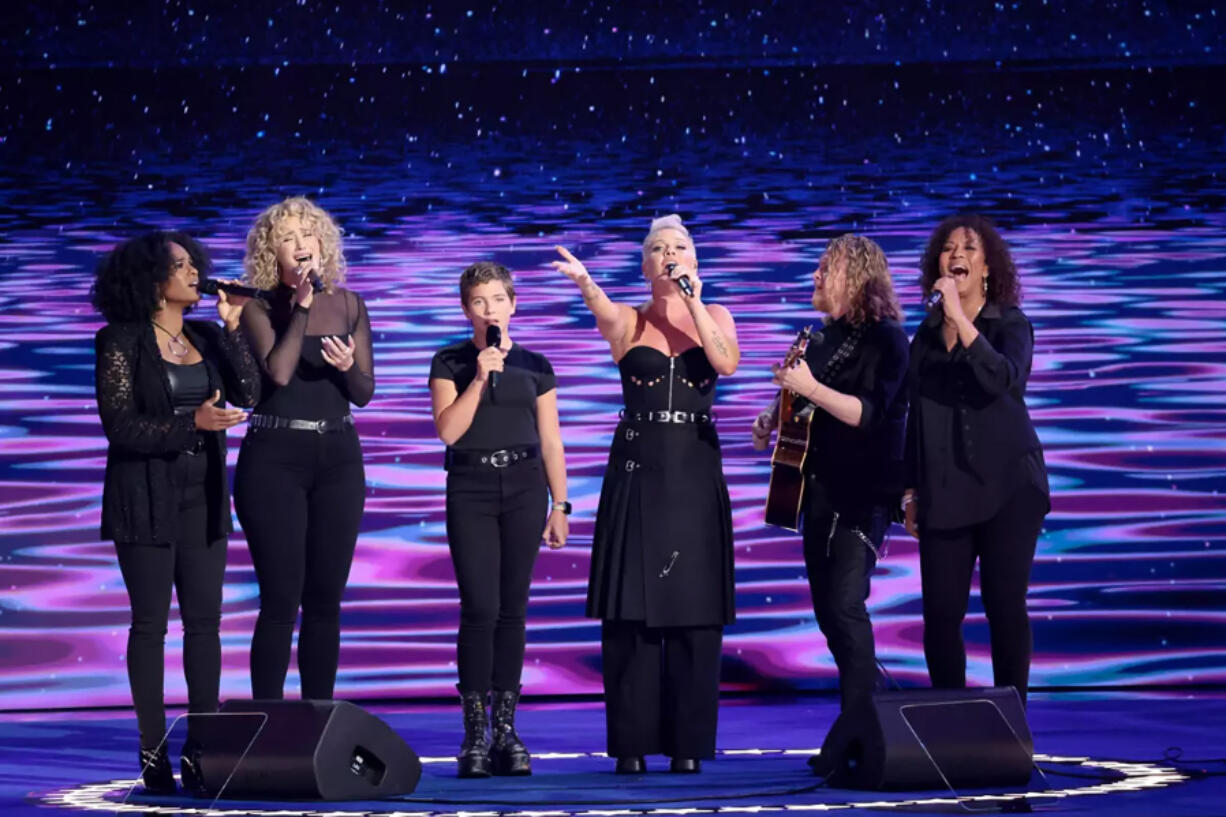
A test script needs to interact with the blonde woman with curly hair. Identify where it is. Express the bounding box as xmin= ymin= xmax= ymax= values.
xmin=552 ymin=215 xmax=740 ymax=775
xmin=234 ymin=196 xmax=374 ymax=701
xmin=754 ymin=234 xmax=909 ymax=774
